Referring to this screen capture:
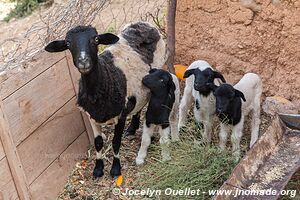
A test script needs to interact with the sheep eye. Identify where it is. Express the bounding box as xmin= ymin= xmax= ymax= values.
xmin=94 ymin=37 xmax=99 ymax=43
xmin=66 ymin=41 xmax=70 ymax=48
xmin=159 ymin=79 xmax=164 ymax=82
